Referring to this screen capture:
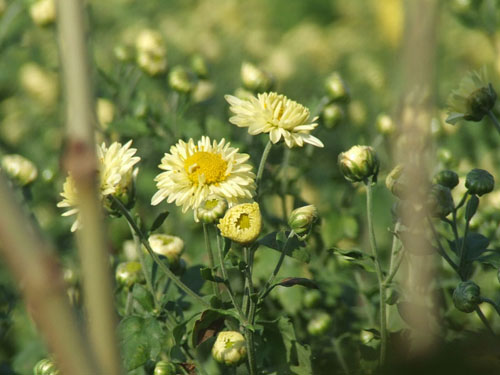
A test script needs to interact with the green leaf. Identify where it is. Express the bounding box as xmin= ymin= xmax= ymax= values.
xmin=328 ymin=247 xmax=375 ymax=272
xmin=199 ymin=267 xmax=224 ymax=283
xmin=278 ymin=317 xmax=312 ymax=375
xmin=448 ymin=233 xmax=490 ymax=261
xmin=150 ymin=211 xmax=169 ymax=232
xmin=475 ymin=250 xmax=500 ymax=267
xmin=258 ymin=231 xmax=310 ymax=263
xmin=132 ymin=284 xmax=154 ymax=312
xmin=191 ymin=310 xmax=227 ymax=347
xmin=275 ymin=277 xmax=318 ymax=290
xmin=108 ymin=116 xmax=149 ymax=137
